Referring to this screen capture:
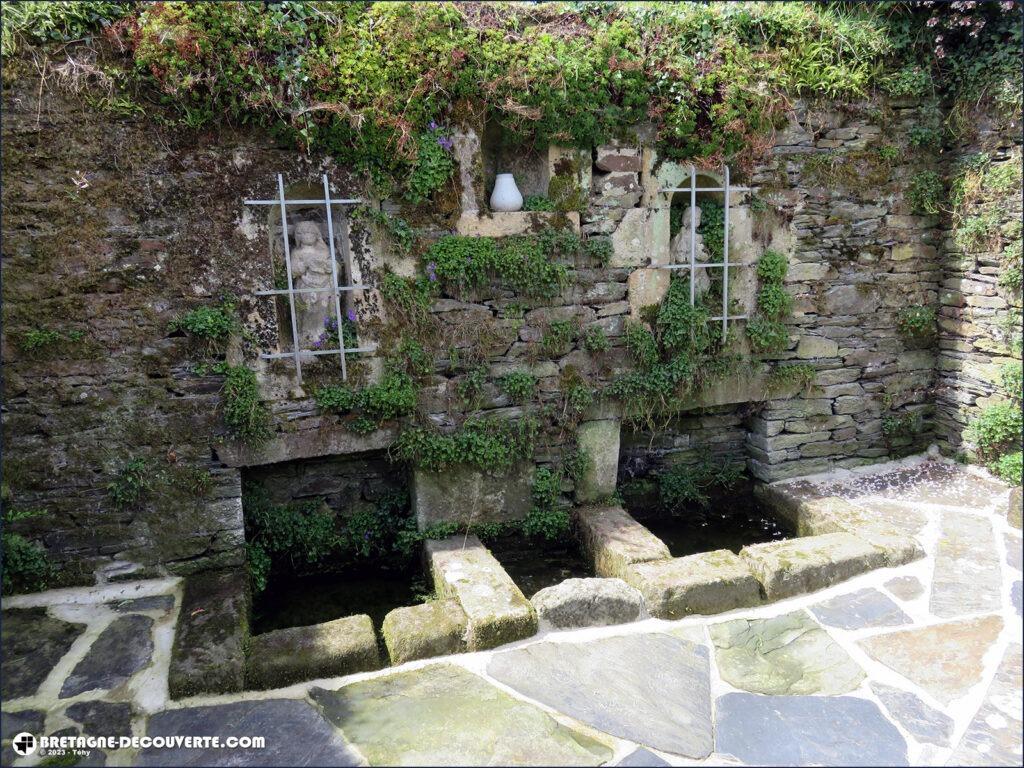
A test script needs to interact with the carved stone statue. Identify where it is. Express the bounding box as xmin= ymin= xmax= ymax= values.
xmin=290 ymin=220 xmax=334 ymax=348
xmin=669 ymin=205 xmax=710 ymax=297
